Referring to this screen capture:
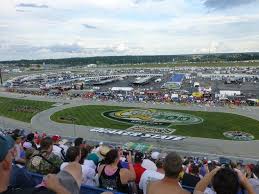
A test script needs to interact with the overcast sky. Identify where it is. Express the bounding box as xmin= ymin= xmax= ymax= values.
xmin=1 ymin=0 xmax=259 ymax=60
